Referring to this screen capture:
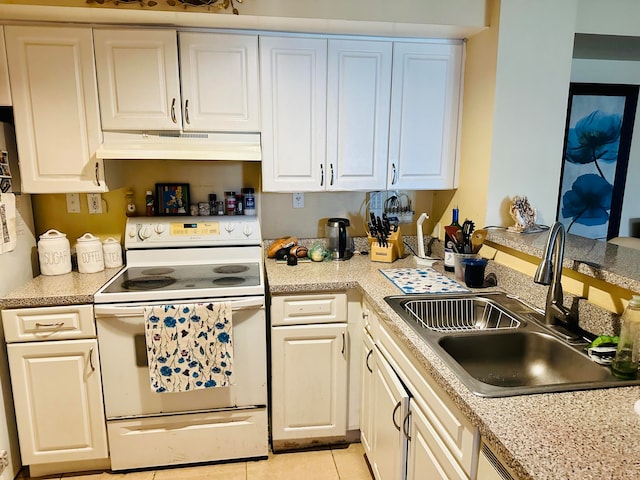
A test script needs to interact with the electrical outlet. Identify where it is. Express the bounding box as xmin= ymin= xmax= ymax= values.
xmin=87 ymin=193 xmax=103 ymax=214
xmin=292 ymin=192 xmax=304 ymax=209
xmin=66 ymin=193 xmax=80 ymax=213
